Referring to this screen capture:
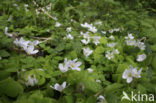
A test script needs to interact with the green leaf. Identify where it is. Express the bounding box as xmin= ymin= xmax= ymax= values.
xmin=0 ymin=71 xmax=10 ymax=80
xmin=0 ymin=78 xmax=23 ymax=97
xmin=105 ymin=83 xmax=123 ymax=94
xmin=0 ymin=50 xmax=10 ymax=57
